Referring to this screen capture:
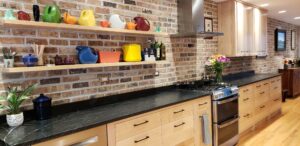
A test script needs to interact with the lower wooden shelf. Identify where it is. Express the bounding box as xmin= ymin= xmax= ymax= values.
xmin=1 ymin=61 xmax=168 ymax=73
